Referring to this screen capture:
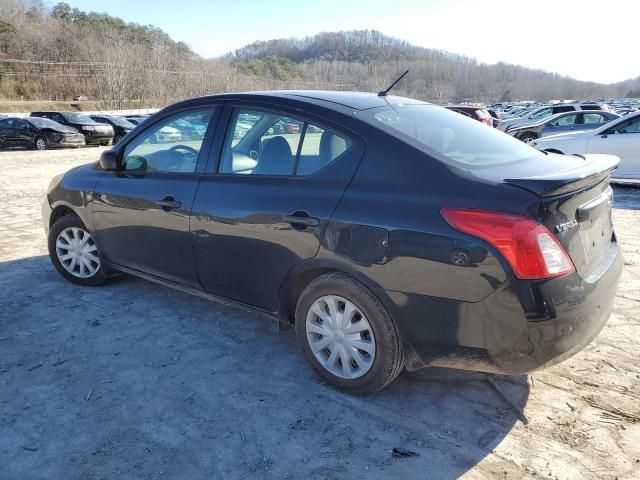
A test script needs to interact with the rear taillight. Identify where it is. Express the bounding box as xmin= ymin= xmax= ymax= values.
xmin=441 ymin=208 xmax=574 ymax=280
